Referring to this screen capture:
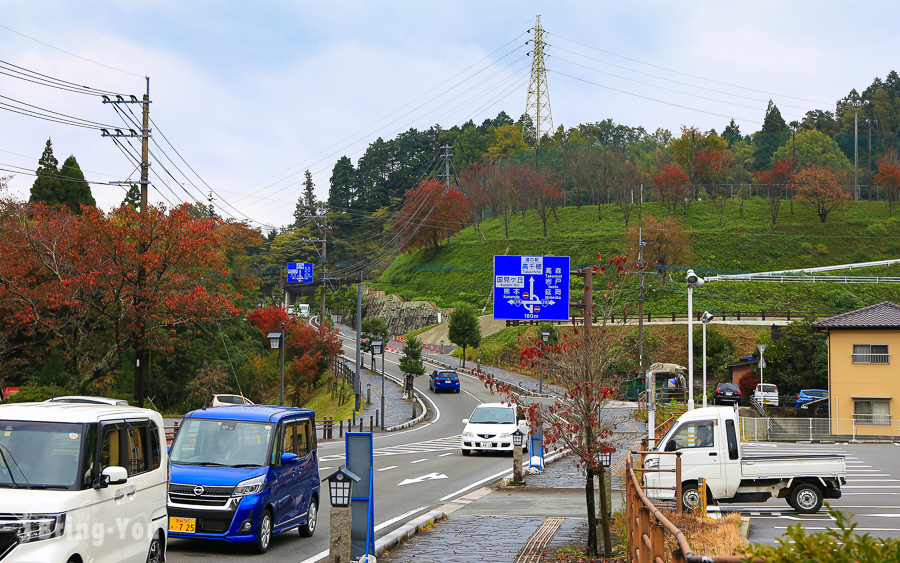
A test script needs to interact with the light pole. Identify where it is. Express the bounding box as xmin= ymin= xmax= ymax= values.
xmin=476 ymin=348 xmax=482 ymax=374
xmin=325 ymin=466 xmax=360 ymax=563
xmin=372 ymin=339 xmax=385 ymax=430
xmin=539 ymin=331 xmax=550 ymax=394
xmin=842 ymin=99 xmax=869 ymax=200
xmin=685 ymin=269 xmax=705 ymax=411
xmin=267 ymin=323 xmax=285 ymax=406
xmin=440 ymin=339 xmax=444 ymax=355
xmin=701 ymin=311 xmax=714 ymax=408
xmin=511 ymin=429 xmax=525 ymax=485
